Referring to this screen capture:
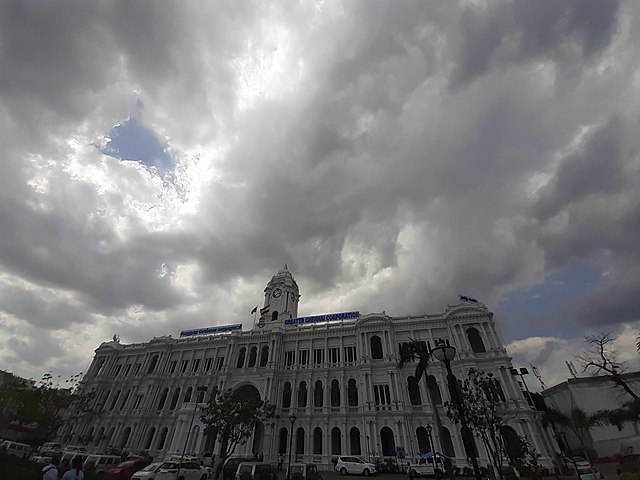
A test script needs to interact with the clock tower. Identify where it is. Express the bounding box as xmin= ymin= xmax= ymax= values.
xmin=257 ymin=265 xmax=299 ymax=329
